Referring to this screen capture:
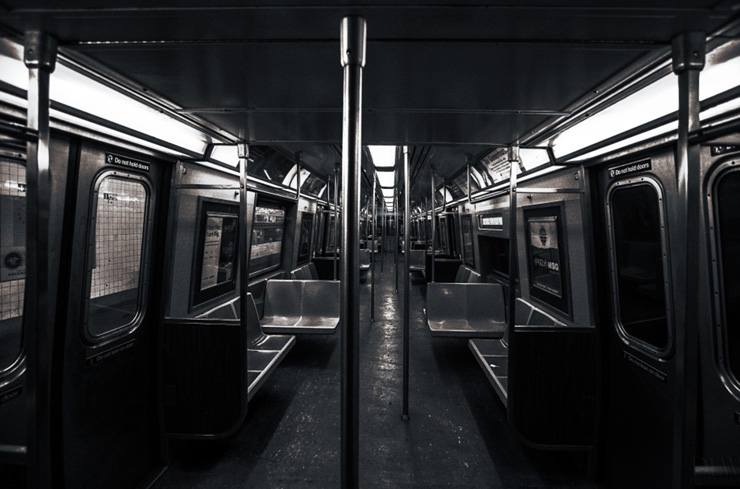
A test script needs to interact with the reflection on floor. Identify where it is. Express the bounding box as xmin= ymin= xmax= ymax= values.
xmin=154 ymin=255 xmax=604 ymax=488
